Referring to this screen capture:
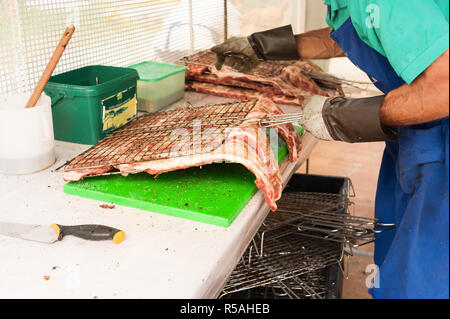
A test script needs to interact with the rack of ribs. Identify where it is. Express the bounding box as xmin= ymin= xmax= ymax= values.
xmin=63 ymin=97 xmax=303 ymax=211
xmin=178 ymin=50 xmax=344 ymax=106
